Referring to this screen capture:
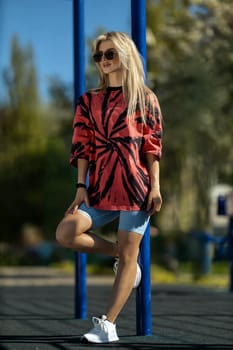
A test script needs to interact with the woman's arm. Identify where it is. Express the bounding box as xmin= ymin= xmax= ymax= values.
xmin=65 ymin=158 xmax=90 ymax=216
xmin=145 ymin=153 xmax=162 ymax=215
xmin=77 ymin=158 xmax=89 ymax=184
